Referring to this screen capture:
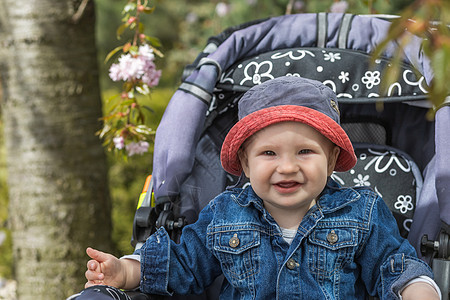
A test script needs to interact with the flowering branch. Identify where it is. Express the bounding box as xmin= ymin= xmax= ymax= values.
xmin=372 ymin=0 xmax=450 ymax=112
xmin=97 ymin=0 xmax=162 ymax=157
